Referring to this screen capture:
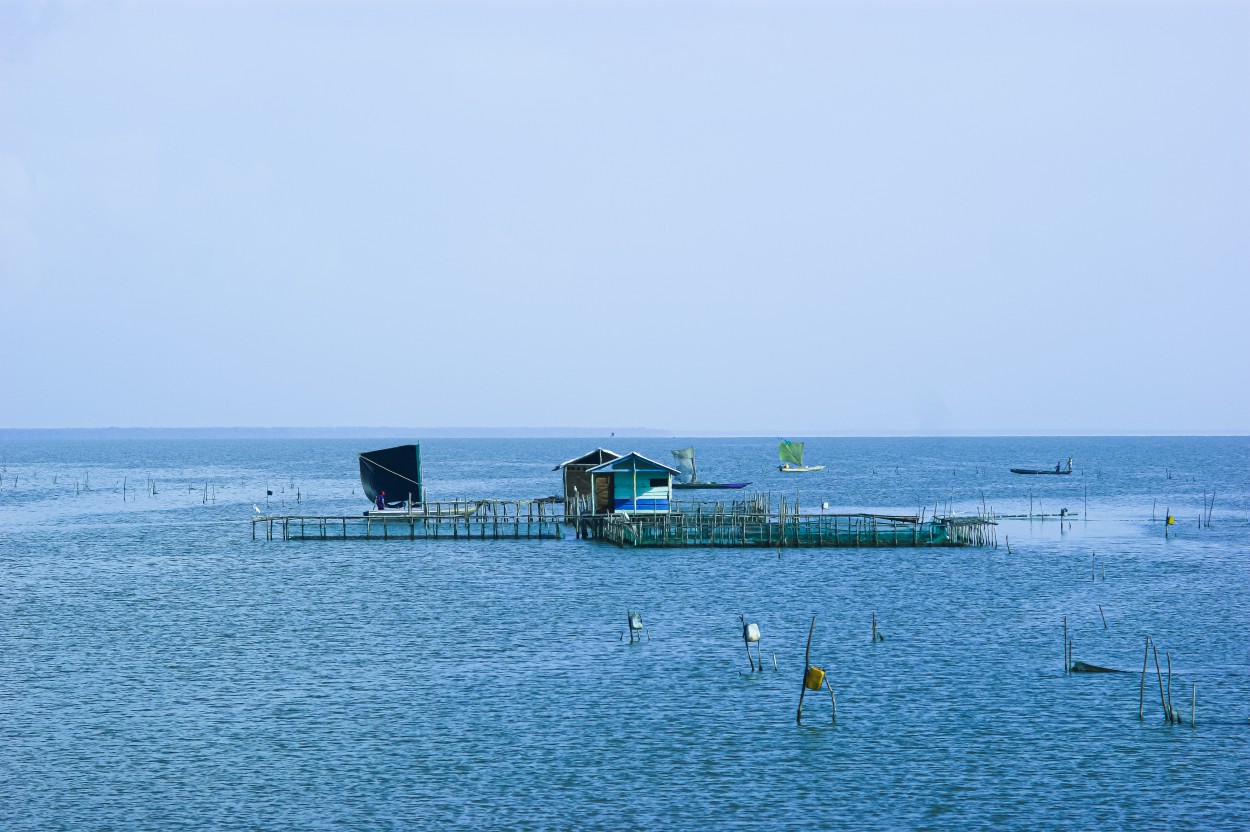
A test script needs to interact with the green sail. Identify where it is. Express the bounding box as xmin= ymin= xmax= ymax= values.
xmin=778 ymin=440 xmax=804 ymax=466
